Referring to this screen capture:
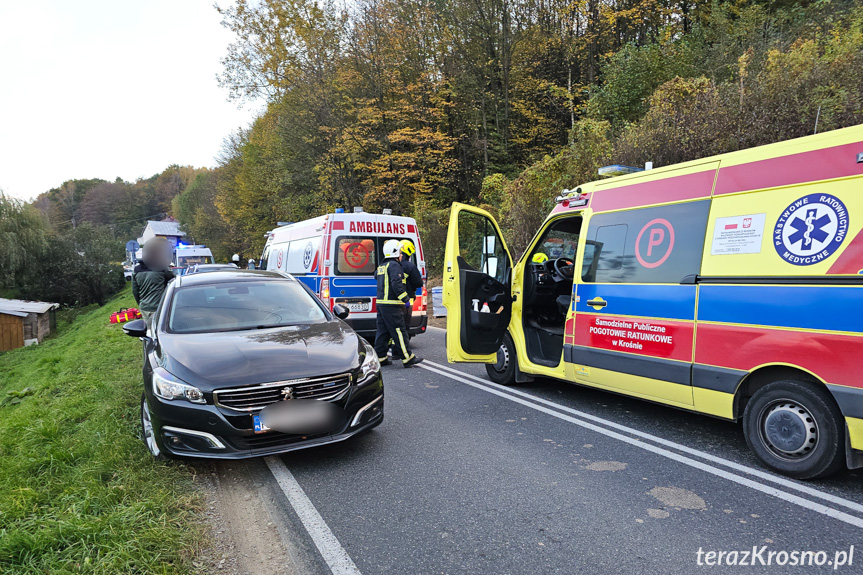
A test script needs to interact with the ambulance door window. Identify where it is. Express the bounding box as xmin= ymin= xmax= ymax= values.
xmin=583 ymin=200 xmax=711 ymax=283
xmin=260 ymin=245 xmax=272 ymax=270
xmin=335 ymin=236 xmax=377 ymax=275
xmin=457 ymin=210 xmax=508 ymax=283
